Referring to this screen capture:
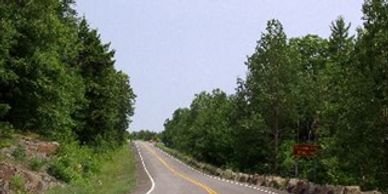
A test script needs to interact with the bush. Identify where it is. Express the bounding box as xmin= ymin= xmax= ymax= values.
xmin=12 ymin=145 xmax=27 ymax=161
xmin=48 ymin=142 xmax=99 ymax=183
xmin=29 ymin=157 xmax=46 ymax=171
xmin=10 ymin=174 xmax=26 ymax=192
xmin=0 ymin=119 xmax=14 ymax=149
